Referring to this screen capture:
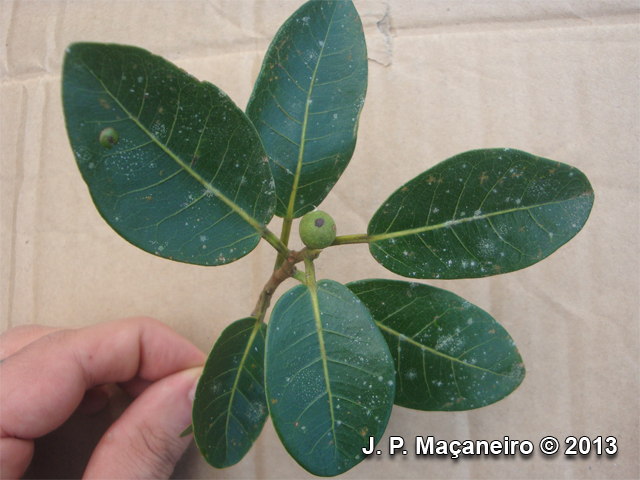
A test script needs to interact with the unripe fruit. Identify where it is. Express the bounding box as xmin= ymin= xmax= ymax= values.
xmin=99 ymin=127 xmax=119 ymax=149
xmin=299 ymin=211 xmax=337 ymax=249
